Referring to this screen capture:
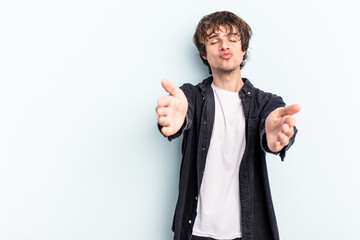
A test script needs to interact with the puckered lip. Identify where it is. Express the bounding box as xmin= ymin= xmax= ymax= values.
xmin=220 ymin=51 xmax=233 ymax=59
